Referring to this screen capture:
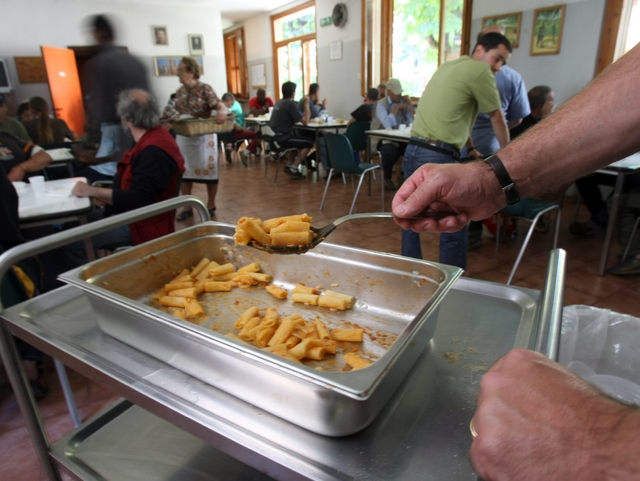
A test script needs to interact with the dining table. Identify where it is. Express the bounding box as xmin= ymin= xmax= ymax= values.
xmin=16 ymin=177 xmax=95 ymax=261
xmin=365 ymin=127 xmax=411 ymax=163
